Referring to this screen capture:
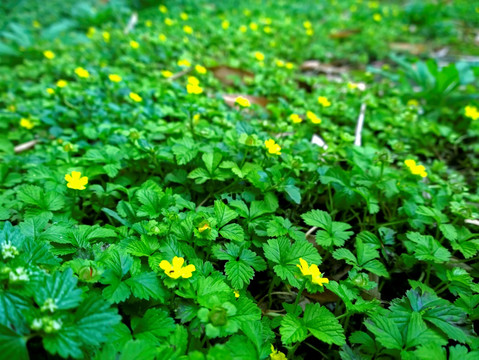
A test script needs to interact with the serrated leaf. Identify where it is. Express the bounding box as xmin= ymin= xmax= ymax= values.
xmin=302 ymin=210 xmax=353 ymax=247
xmin=34 ymin=268 xmax=83 ymax=311
xmin=280 ymin=314 xmax=307 ymax=344
xmin=214 ymin=200 xmax=238 ymax=228
xmin=303 ymin=303 xmax=345 ymax=346
xmin=125 ymin=272 xmax=166 ymax=301
xmin=219 ymin=223 xmax=244 ymax=242
xmin=131 ymin=308 xmax=176 ymax=341
xmin=263 ymin=237 xmax=321 ymax=287
xmin=0 ymin=324 xmax=28 ymax=360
